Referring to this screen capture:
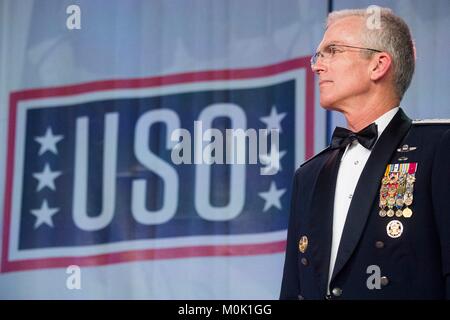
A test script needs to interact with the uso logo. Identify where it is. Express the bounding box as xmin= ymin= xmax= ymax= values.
xmin=2 ymin=57 xmax=314 ymax=272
